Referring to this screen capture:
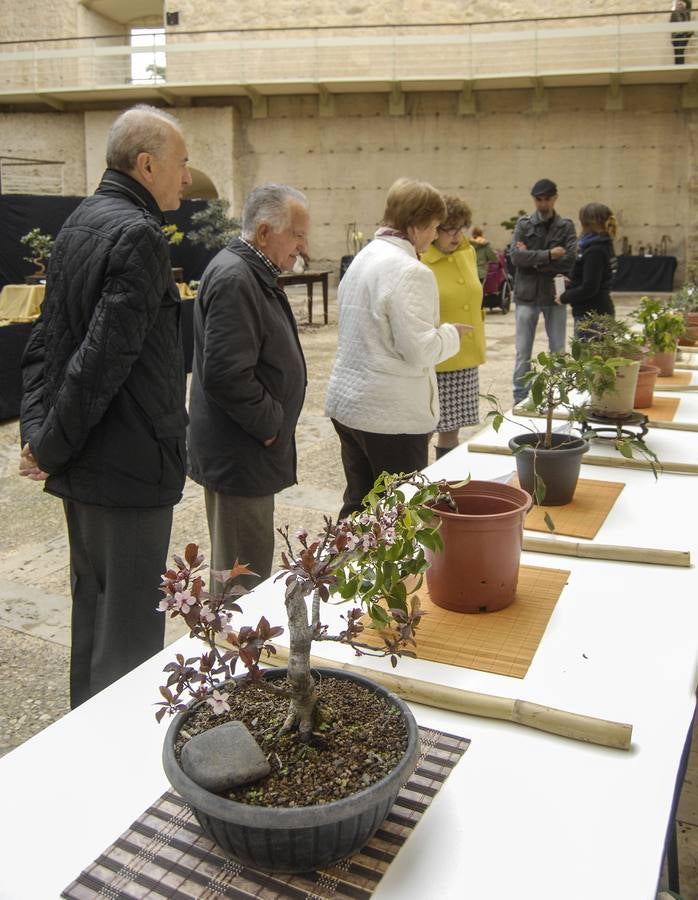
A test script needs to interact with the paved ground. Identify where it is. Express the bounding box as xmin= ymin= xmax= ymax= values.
xmin=1 ymin=288 xmax=695 ymax=896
